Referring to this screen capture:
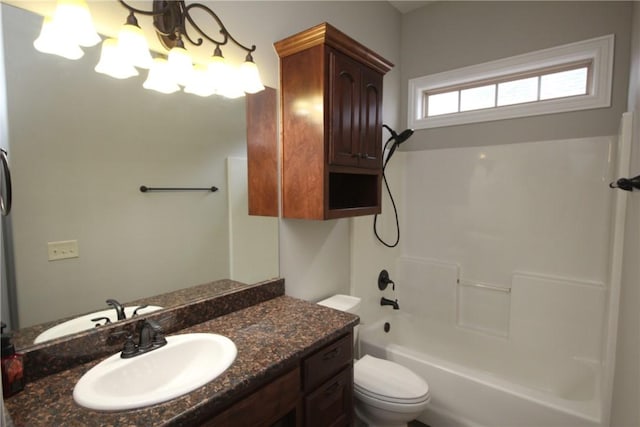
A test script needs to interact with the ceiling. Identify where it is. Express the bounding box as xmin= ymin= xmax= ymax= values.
xmin=389 ymin=1 xmax=433 ymax=14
